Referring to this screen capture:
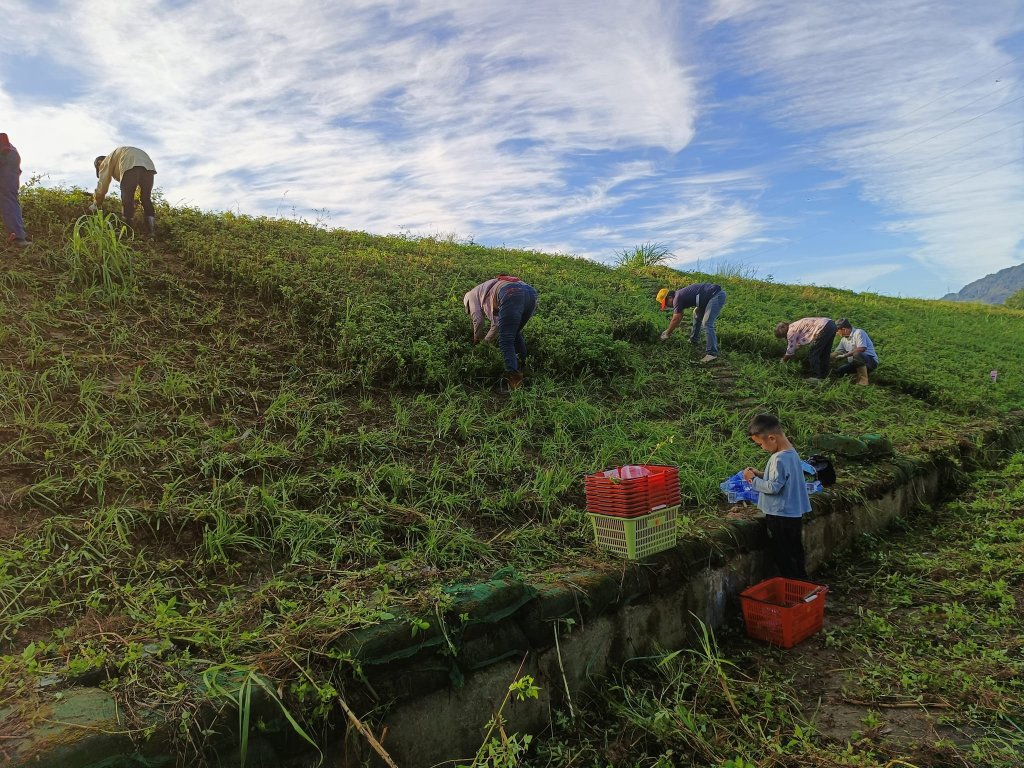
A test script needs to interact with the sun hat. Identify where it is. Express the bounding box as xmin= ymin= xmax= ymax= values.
xmin=656 ymin=288 xmax=670 ymax=310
